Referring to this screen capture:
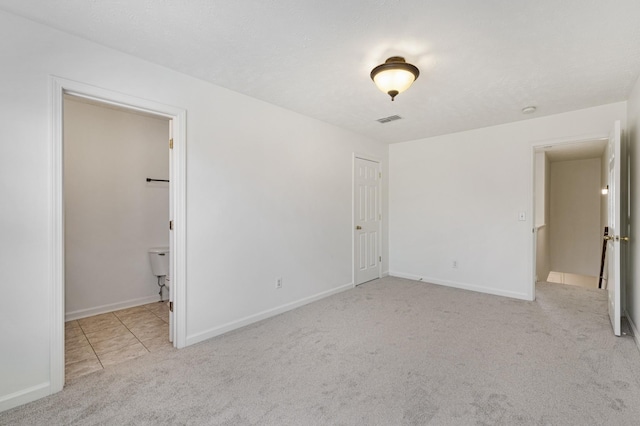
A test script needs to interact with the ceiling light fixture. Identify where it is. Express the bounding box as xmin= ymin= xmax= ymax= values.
xmin=522 ymin=106 xmax=537 ymax=114
xmin=370 ymin=56 xmax=420 ymax=101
